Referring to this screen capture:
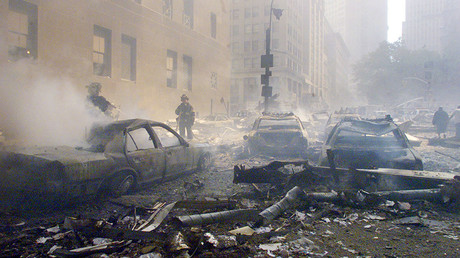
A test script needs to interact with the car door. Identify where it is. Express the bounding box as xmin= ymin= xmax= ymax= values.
xmin=125 ymin=126 xmax=166 ymax=184
xmin=151 ymin=125 xmax=193 ymax=179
